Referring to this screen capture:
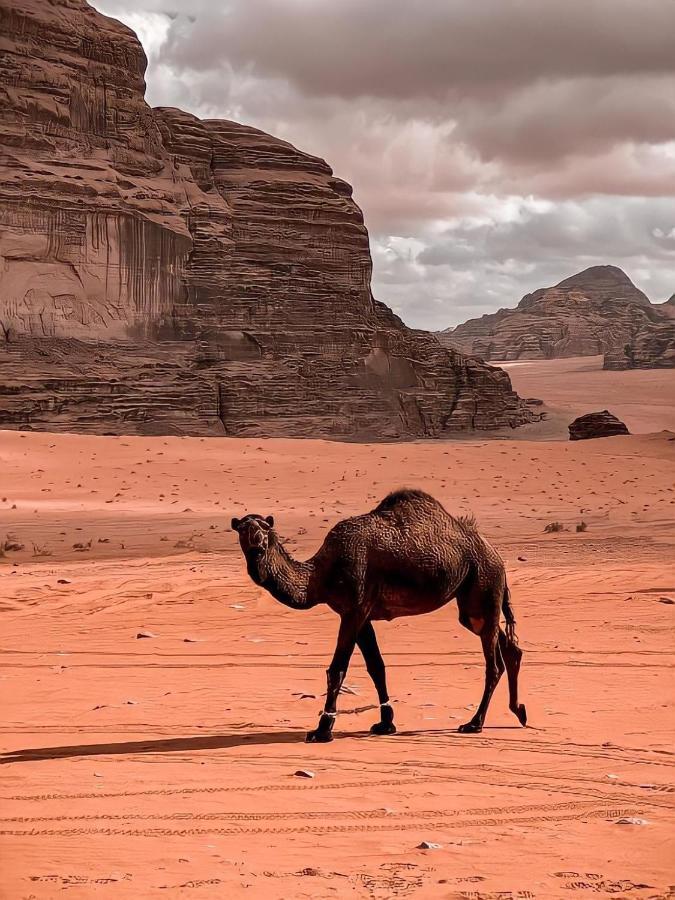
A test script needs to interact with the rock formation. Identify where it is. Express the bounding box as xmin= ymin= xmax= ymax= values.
xmin=603 ymin=320 xmax=675 ymax=370
xmin=568 ymin=411 xmax=630 ymax=441
xmin=438 ymin=266 xmax=674 ymax=367
xmin=0 ymin=0 xmax=537 ymax=438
